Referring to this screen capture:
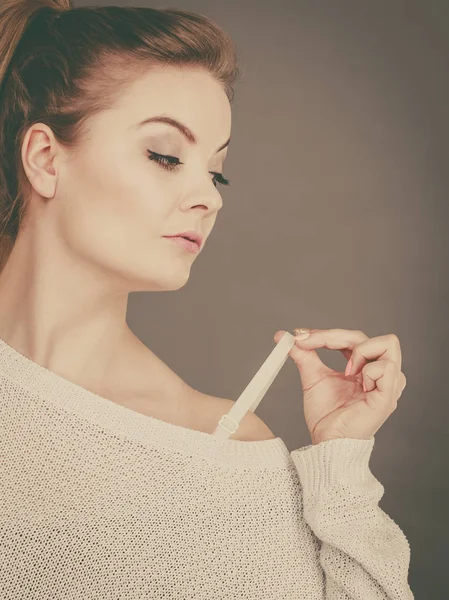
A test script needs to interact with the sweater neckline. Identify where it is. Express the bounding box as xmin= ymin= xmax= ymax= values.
xmin=0 ymin=335 xmax=290 ymax=467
